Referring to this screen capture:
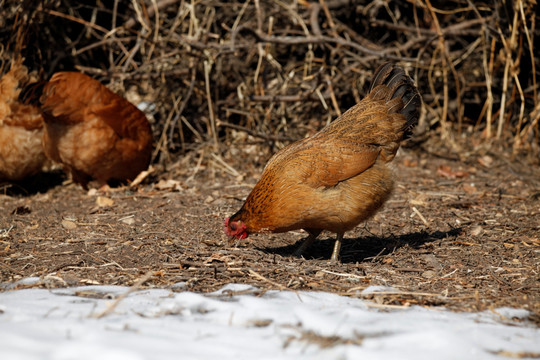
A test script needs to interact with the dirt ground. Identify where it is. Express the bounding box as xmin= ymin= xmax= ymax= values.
xmin=1 ymin=139 xmax=539 ymax=323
